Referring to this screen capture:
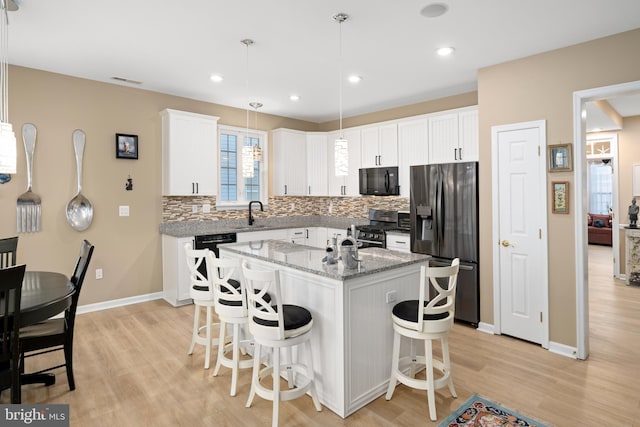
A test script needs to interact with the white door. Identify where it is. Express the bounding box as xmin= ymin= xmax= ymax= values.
xmin=492 ymin=121 xmax=548 ymax=346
